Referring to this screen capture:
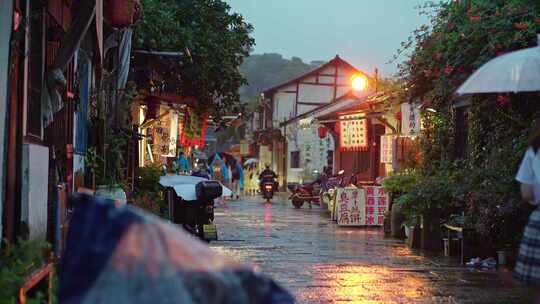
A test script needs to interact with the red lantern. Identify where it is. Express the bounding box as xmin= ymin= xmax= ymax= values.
xmin=395 ymin=111 xmax=402 ymax=121
xmin=105 ymin=0 xmax=142 ymax=28
xmin=318 ymin=126 xmax=327 ymax=139
xmin=267 ymin=144 xmax=273 ymax=151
